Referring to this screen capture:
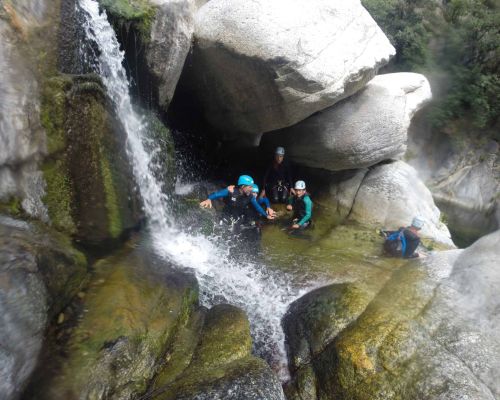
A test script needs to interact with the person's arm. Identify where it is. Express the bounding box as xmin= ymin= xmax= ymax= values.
xmin=201 ymin=188 xmax=229 ymax=208
xmin=297 ymin=196 xmax=312 ymax=226
xmin=250 ymin=196 xmax=269 ymax=218
xmin=258 ymin=197 xmax=271 ymax=209
xmin=208 ymin=188 xmax=229 ymax=200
